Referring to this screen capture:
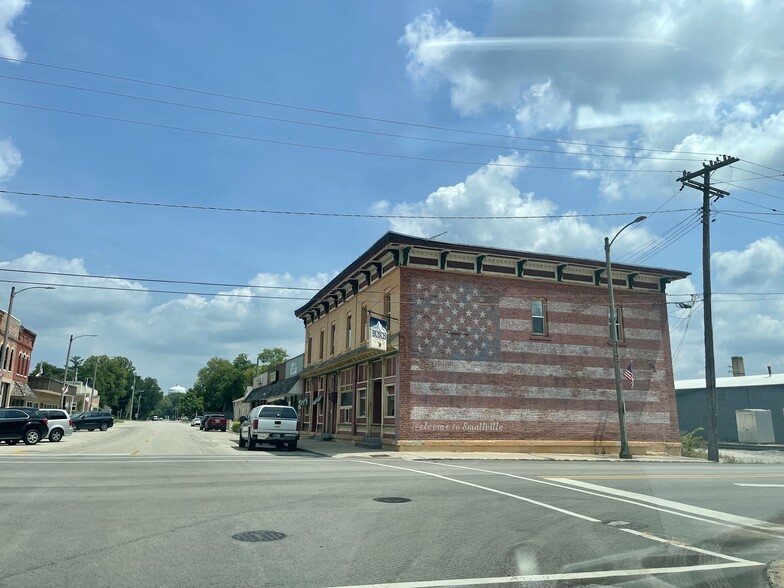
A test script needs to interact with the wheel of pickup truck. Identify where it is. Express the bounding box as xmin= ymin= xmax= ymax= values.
xmin=247 ymin=436 xmax=256 ymax=450
xmin=274 ymin=442 xmax=283 ymax=451
xmin=238 ymin=432 xmax=246 ymax=448
xmin=287 ymin=441 xmax=297 ymax=451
